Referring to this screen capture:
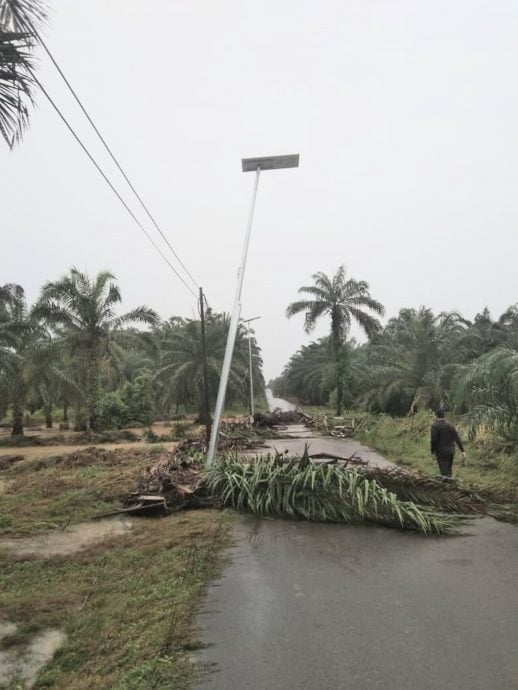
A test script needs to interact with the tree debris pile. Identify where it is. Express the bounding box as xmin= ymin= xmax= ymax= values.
xmin=118 ymin=434 xmax=271 ymax=516
xmin=308 ymin=451 xmax=367 ymax=467
xmin=252 ymin=407 xmax=356 ymax=438
xmin=253 ymin=408 xmax=308 ymax=427
xmin=117 ymin=446 xmax=480 ymax=534
xmin=122 ymin=450 xmax=218 ymax=516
